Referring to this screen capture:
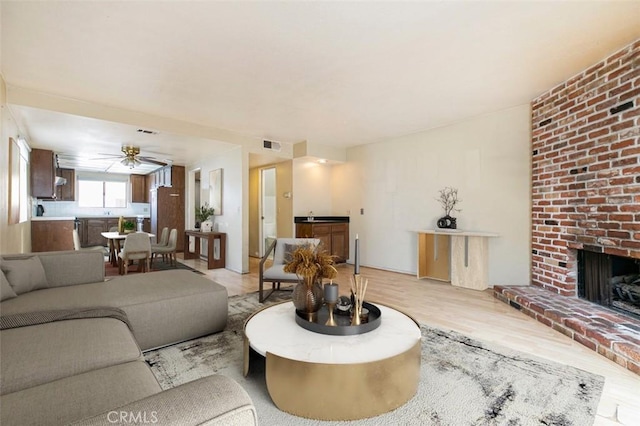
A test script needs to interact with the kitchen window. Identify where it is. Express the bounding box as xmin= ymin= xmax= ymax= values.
xmin=77 ymin=179 xmax=127 ymax=208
